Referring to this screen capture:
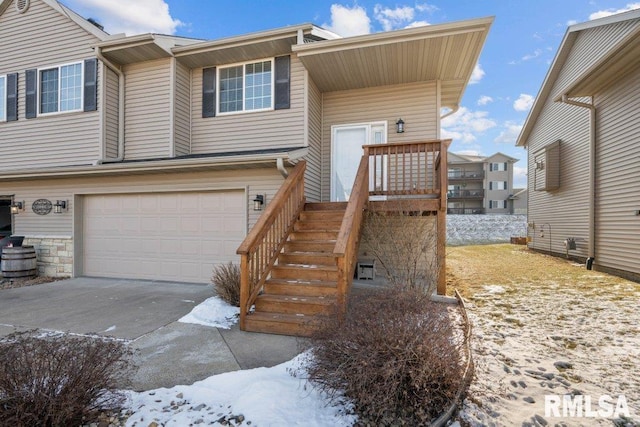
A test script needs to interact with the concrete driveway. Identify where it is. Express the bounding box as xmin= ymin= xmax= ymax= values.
xmin=0 ymin=277 xmax=300 ymax=391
